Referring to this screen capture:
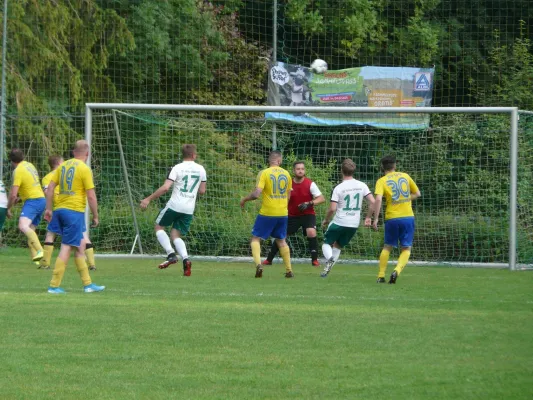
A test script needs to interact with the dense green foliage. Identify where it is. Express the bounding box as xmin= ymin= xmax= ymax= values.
xmin=0 ymin=0 xmax=531 ymax=112
xmin=278 ymin=0 xmax=533 ymax=107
